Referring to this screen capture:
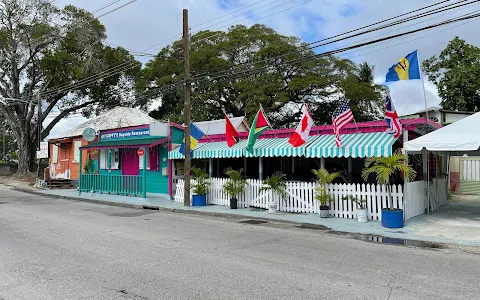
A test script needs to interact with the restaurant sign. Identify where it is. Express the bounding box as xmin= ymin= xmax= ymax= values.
xmin=99 ymin=128 xmax=150 ymax=141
